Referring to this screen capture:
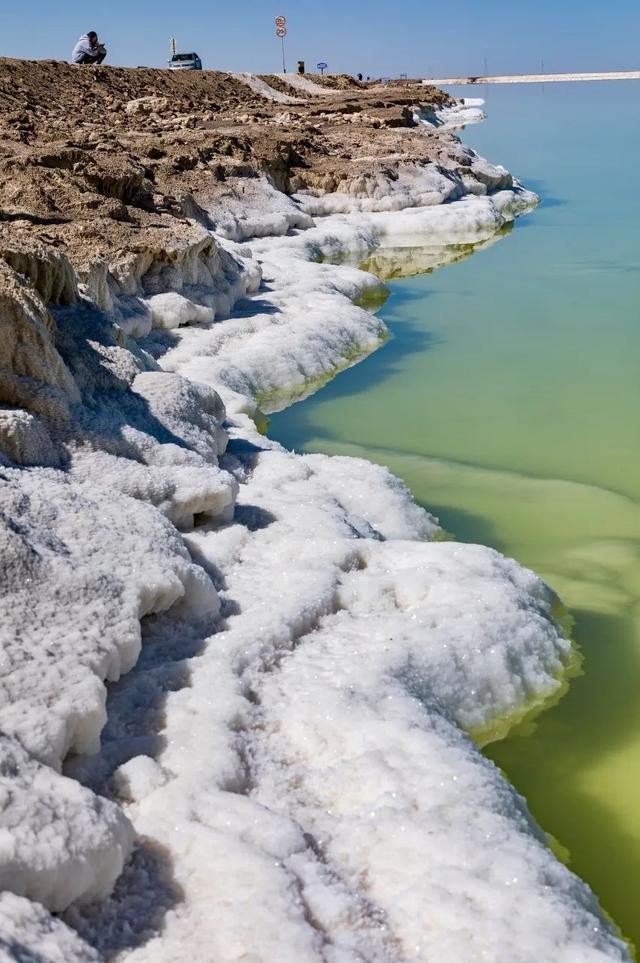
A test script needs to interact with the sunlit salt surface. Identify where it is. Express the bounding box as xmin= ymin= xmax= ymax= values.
xmin=270 ymin=81 xmax=640 ymax=951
